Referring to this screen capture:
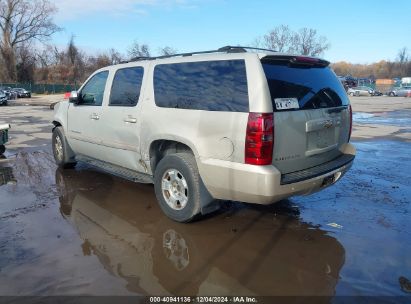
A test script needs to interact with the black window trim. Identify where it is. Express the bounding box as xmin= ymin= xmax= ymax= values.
xmin=109 ymin=66 xmax=145 ymax=107
xmin=76 ymin=70 xmax=109 ymax=107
